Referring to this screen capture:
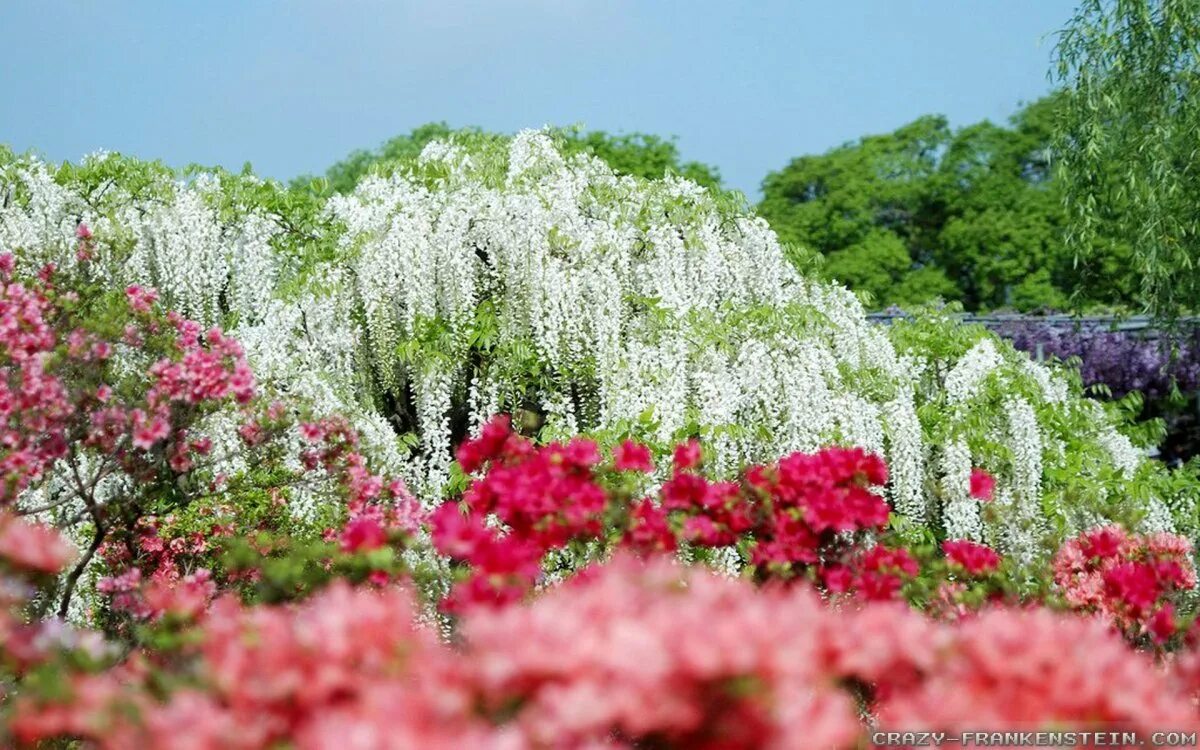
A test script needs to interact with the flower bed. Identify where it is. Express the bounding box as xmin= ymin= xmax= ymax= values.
xmin=3 ymin=141 xmax=1200 ymax=747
